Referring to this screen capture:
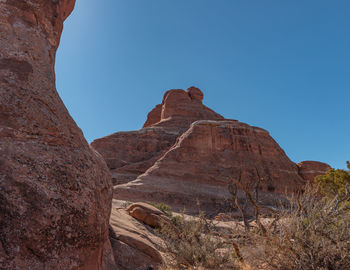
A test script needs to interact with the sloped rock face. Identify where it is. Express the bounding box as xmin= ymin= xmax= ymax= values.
xmin=297 ymin=161 xmax=331 ymax=182
xmin=91 ymin=128 xmax=180 ymax=185
xmin=92 ymin=87 xmax=223 ymax=185
xmin=114 ymin=120 xmax=305 ymax=213
xmin=0 ymin=1 xmax=113 ymax=269
xmin=92 ymin=87 xmax=329 ymax=214
xmin=109 ymin=201 xmax=165 ymax=270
